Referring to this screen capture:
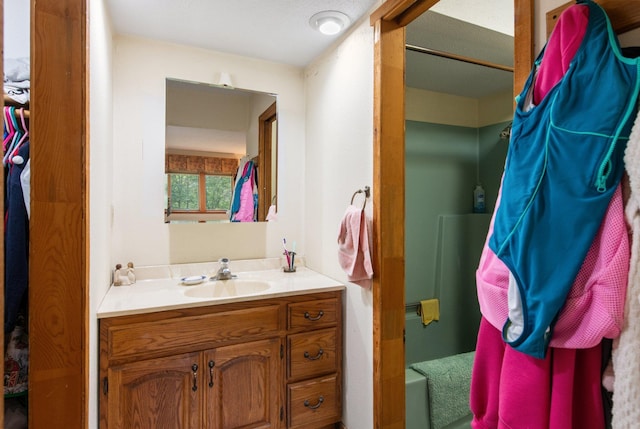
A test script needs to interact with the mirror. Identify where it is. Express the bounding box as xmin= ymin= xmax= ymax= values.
xmin=164 ymin=78 xmax=277 ymax=223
